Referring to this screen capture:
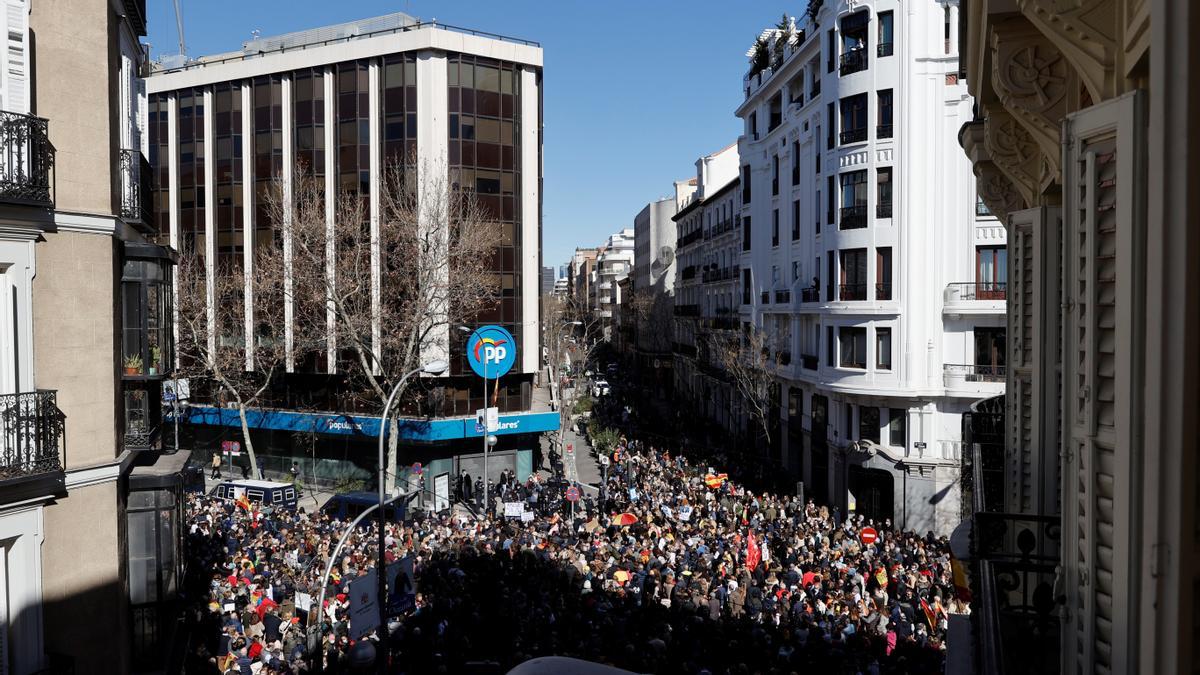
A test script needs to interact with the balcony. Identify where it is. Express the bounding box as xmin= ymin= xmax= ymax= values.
xmin=810 ymin=80 xmax=821 ymax=98
xmin=877 ymin=123 xmax=893 ymax=139
xmin=839 ymin=205 xmax=867 ymax=229
xmin=839 ymin=50 xmax=868 ymax=75
xmin=875 ymin=282 xmax=892 ymax=301
xmin=680 ymin=265 xmax=696 ymax=280
xmin=877 ymin=42 xmax=893 ymax=57
xmin=840 ymin=127 xmax=867 ymax=145
xmin=837 ymin=283 xmax=867 ymax=301
xmin=677 ymin=229 xmax=703 ymax=250
xmin=760 ymin=291 xmax=770 ymax=304
xmin=801 ymin=287 xmax=820 ymax=303
xmin=674 ymin=304 xmax=700 ymax=317
xmin=120 ymin=151 xmax=154 ymax=229
xmin=774 ymin=289 xmax=790 ymax=304
xmin=944 ymin=282 xmax=1007 ymax=315
xmin=944 ymin=363 xmax=1006 ymax=395
xmin=876 ymin=200 xmax=892 ymax=218
xmin=776 ymin=351 xmax=791 ymax=366
xmin=0 ymin=111 xmax=55 ymax=208
xmin=800 ymin=353 xmax=818 ymax=370
xmin=0 ymin=391 xmax=66 ymax=496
